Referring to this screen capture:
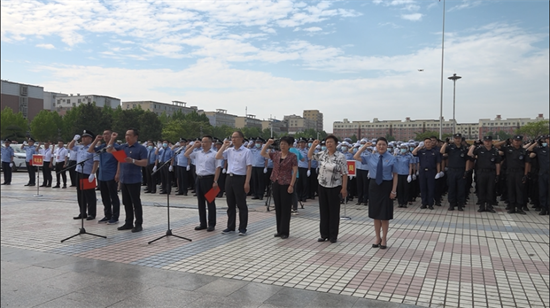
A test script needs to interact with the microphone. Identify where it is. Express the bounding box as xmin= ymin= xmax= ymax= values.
xmin=96 ymin=145 xmax=112 ymax=153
